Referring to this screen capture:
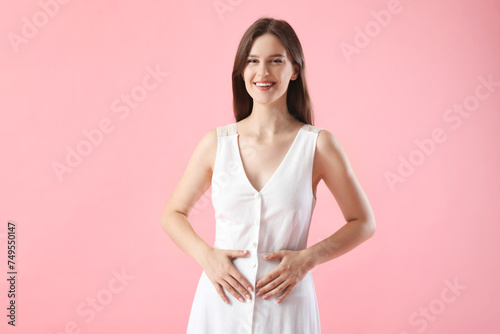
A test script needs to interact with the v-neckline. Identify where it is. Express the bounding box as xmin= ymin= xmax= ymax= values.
xmin=234 ymin=122 xmax=306 ymax=194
